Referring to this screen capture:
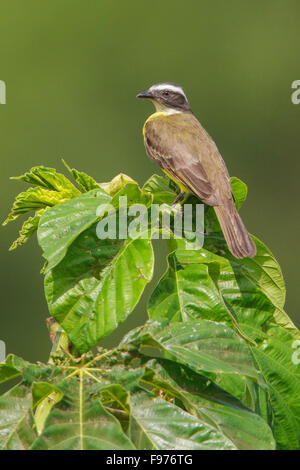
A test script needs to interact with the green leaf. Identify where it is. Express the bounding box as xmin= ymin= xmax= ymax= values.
xmin=4 ymin=166 xmax=81 ymax=226
xmin=38 ymin=188 xmax=111 ymax=272
xmin=9 ymin=209 xmax=46 ymax=251
xmin=130 ymin=392 xmax=236 ymax=449
xmin=205 ymin=234 xmax=285 ymax=308
xmin=242 ymin=324 xmax=300 ymax=449
xmin=32 ymin=377 xmax=135 ymax=450
xmin=231 ymin=177 xmax=248 ymax=210
xmin=142 ymin=359 xmax=249 ymax=411
xmin=100 ymin=384 xmax=131 ymax=433
xmin=204 ymin=234 xmax=299 ymax=338
xmin=98 ymin=173 xmax=137 ymax=196
xmin=148 ymin=248 xmax=273 ymax=345
xmin=32 ymin=381 xmax=62 ymax=409
xmin=3 ymin=187 xmax=64 ymax=225
xmin=0 ymin=354 xmax=32 ymax=384
xmin=143 ymin=174 xmax=177 ymax=205
xmin=2 ymin=354 xmax=63 ymax=387
xmin=43 ymin=183 xmax=154 ymax=351
xmin=108 ymin=364 xmax=145 ymax=393
xmin=10 ymin=166 xmax=81 ymax=193
xmin=45 ymin=224 xmax=154 ymax=352
xmin=148 ymin=250 xmax=234 ymax=324
xmin=130 ymin=320 xmax=262 ymax=382
xmin=143 ymin=360 xmax=275 ymax=450
xmin=100 ymin=384 xmax=130 ymax=413
xmin=62 ymin=159 xmax=100 ymax=192
xmin=233 ymin=236 xmax=285 ymax=308
xmin=32 ymin=382 xmax=63 ymax=435
xmin=155 ymin=241 xmax=299 ymax=340
xmin=0 ymin=385 xmax=37 ymax=450
xmin=0 ymin=365 xmax=21 ymax=384
xmin=4 ymin=165 xmax=87 ymax=251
